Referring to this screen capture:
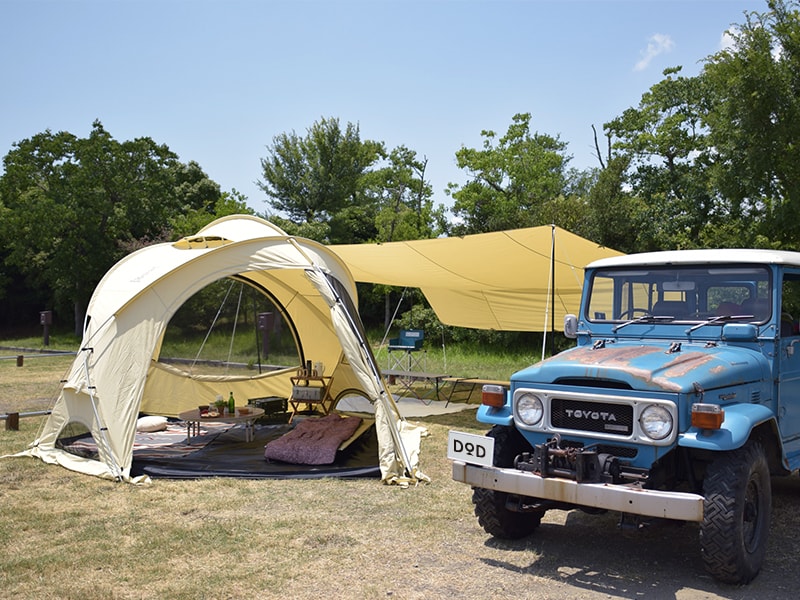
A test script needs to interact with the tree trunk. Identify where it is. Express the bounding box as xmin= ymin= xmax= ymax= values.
xmin=384 ymin=292 xmax=392 ymax=331
xmin=74 ymin=298 xmax=87 ymax=337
